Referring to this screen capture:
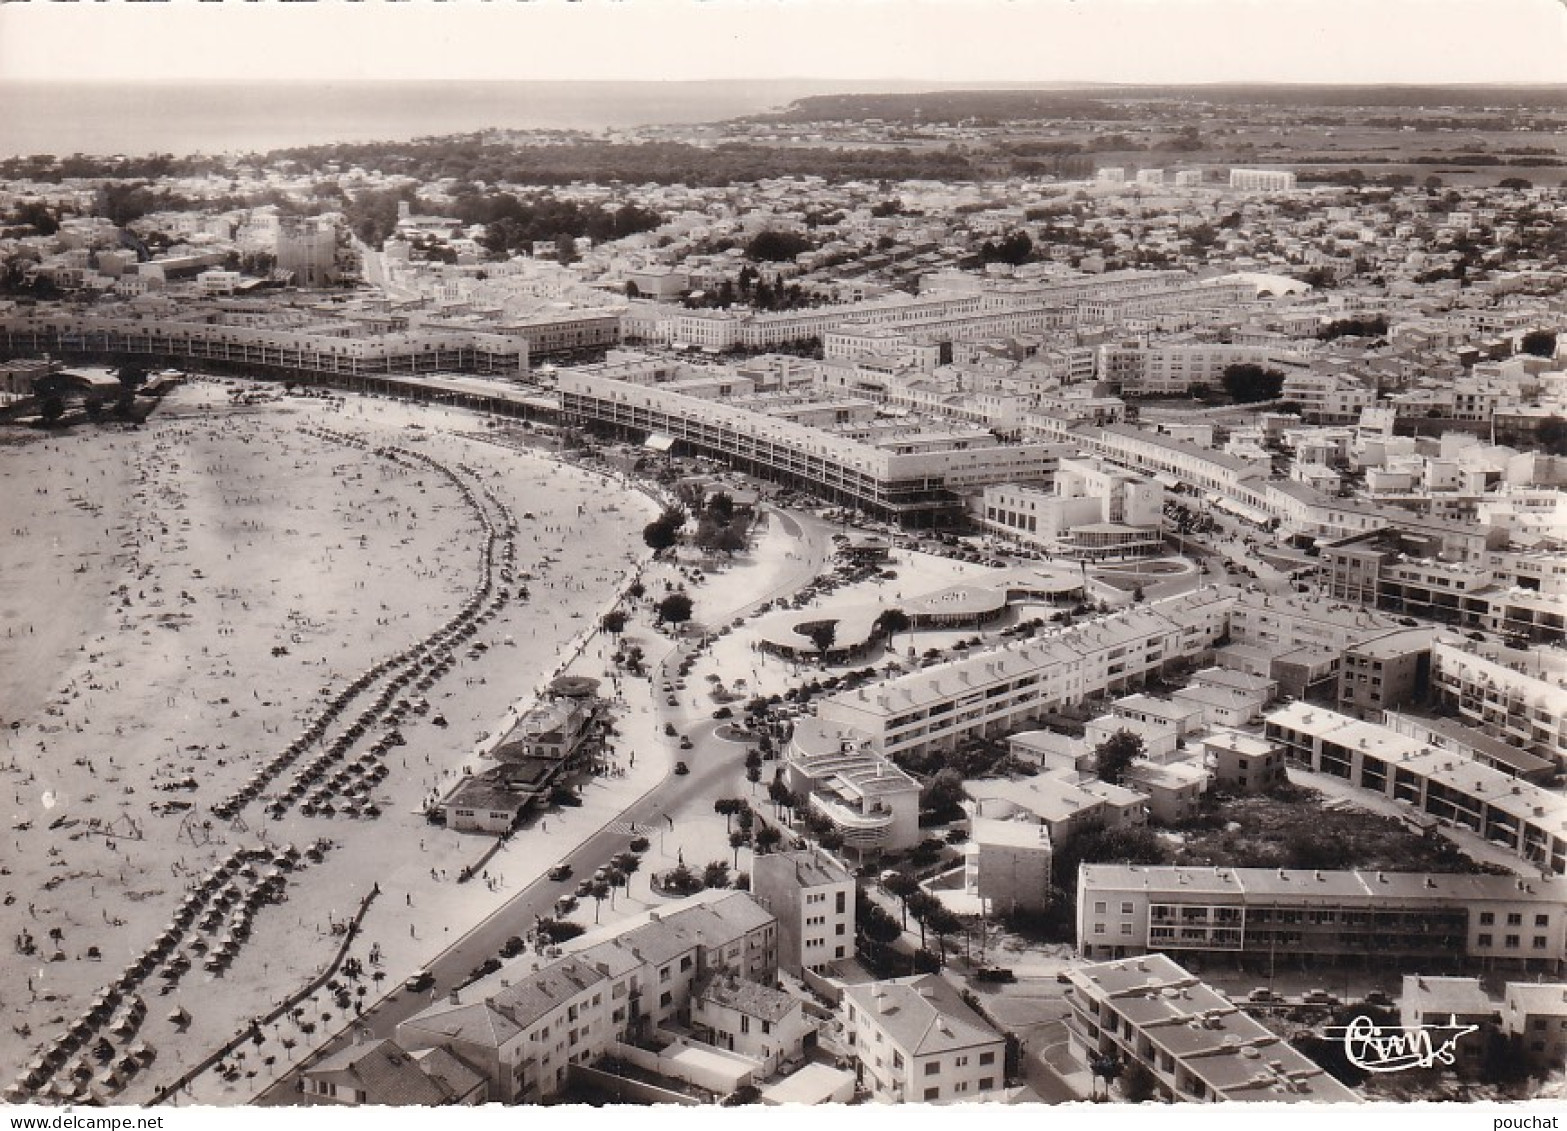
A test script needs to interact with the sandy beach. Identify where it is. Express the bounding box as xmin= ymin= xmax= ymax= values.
xmin=0 ymin=381 xmax=659 ymax=1102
